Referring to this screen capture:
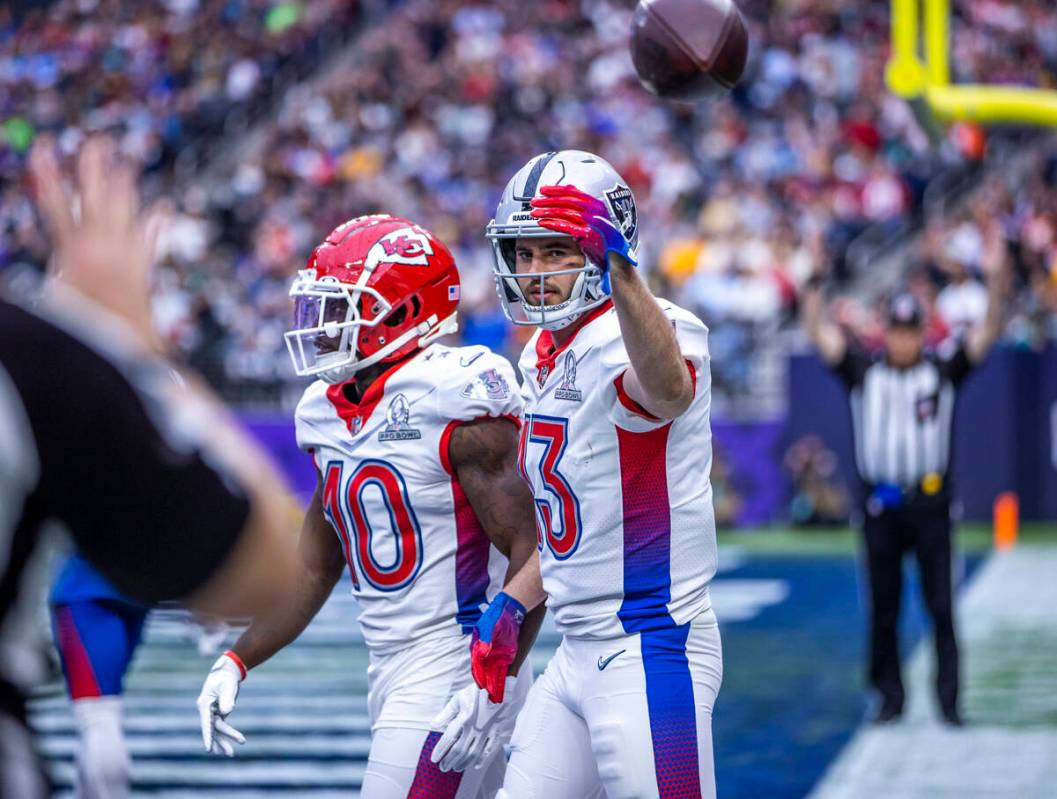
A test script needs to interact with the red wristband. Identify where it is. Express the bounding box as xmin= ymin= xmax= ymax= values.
xmin=224 ymin=649 xmax=247 ymax=680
